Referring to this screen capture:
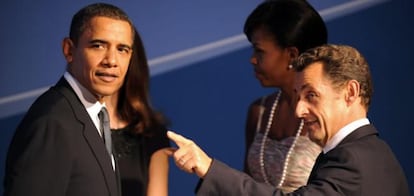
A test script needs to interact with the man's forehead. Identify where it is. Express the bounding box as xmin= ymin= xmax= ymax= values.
xmin=82 ymin=17 xmax=133 ymax=45
xmin=294 ymin=62 xmax=324 ymax=92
